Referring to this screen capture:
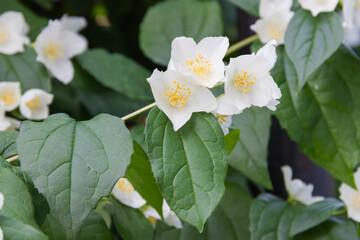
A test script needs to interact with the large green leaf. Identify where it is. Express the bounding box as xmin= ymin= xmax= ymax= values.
xmin=0 ymin=131 xmax=18 ymax=159
xmin=78 ymin=211 xmax=112 ymax=240
xmin=228 ymin=107 xmax=272 ymax=189
xmin=227 ymin=0 xmax=259 ymax=16
xmin=273 ymin=46 xmax=360 ymax=187
xmin=0 ymin=214 xmax=48 ymax=240
xmin=0 ymin=47 xmax=52 ymax=92
xmin=41 ymin=214 xmax=67 ymax=240
xmin=154 ymin=182 xmax=252 ymax=240
xmin=224 ymin=129 xmax=240 ymax=155
xmin=285 ymin=9 xmax=343 ymax=91
xmin=76 ymin=49 xmax=152 ymax=101
xmin=17 ymin=113 xmax=133 ymax=239
xmin=139 ymin=0 xmax=224 ymax=66
xmin=130 ymin=125 xmax=147 ymax=151
xmin=111 ymin=197 xmax=154 ymax=240
xmin=145 ymin=108 xmax=228 ymax=231
xmin=0 ymin=168 xmax=38 ymax=228
xmin=126 ymin=141 xmax=164 ymax=217
xmin=250 ymin=194 xmax=344 ymax=240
